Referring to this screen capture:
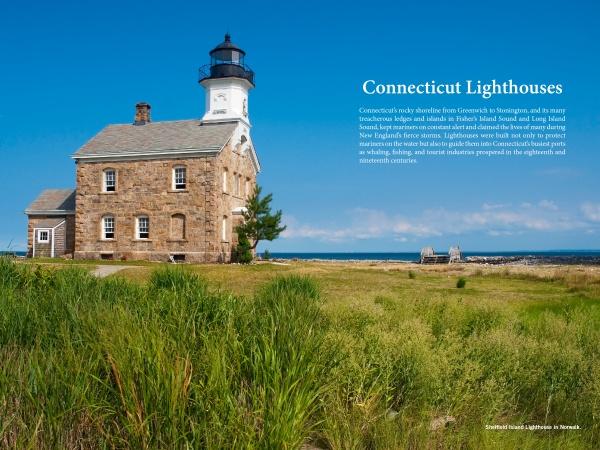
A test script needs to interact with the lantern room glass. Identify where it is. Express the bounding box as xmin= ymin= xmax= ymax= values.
xmin=211 ymin=49 xmax=244 ymax=66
